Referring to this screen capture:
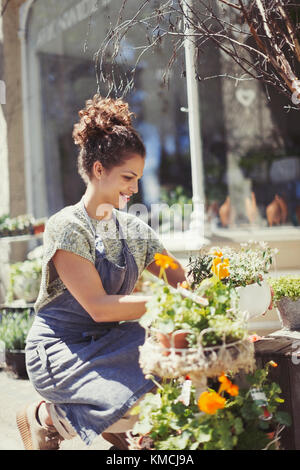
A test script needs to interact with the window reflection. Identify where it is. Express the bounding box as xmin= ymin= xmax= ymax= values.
xmin=25 ymin=0 xmax=300 ymax=231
